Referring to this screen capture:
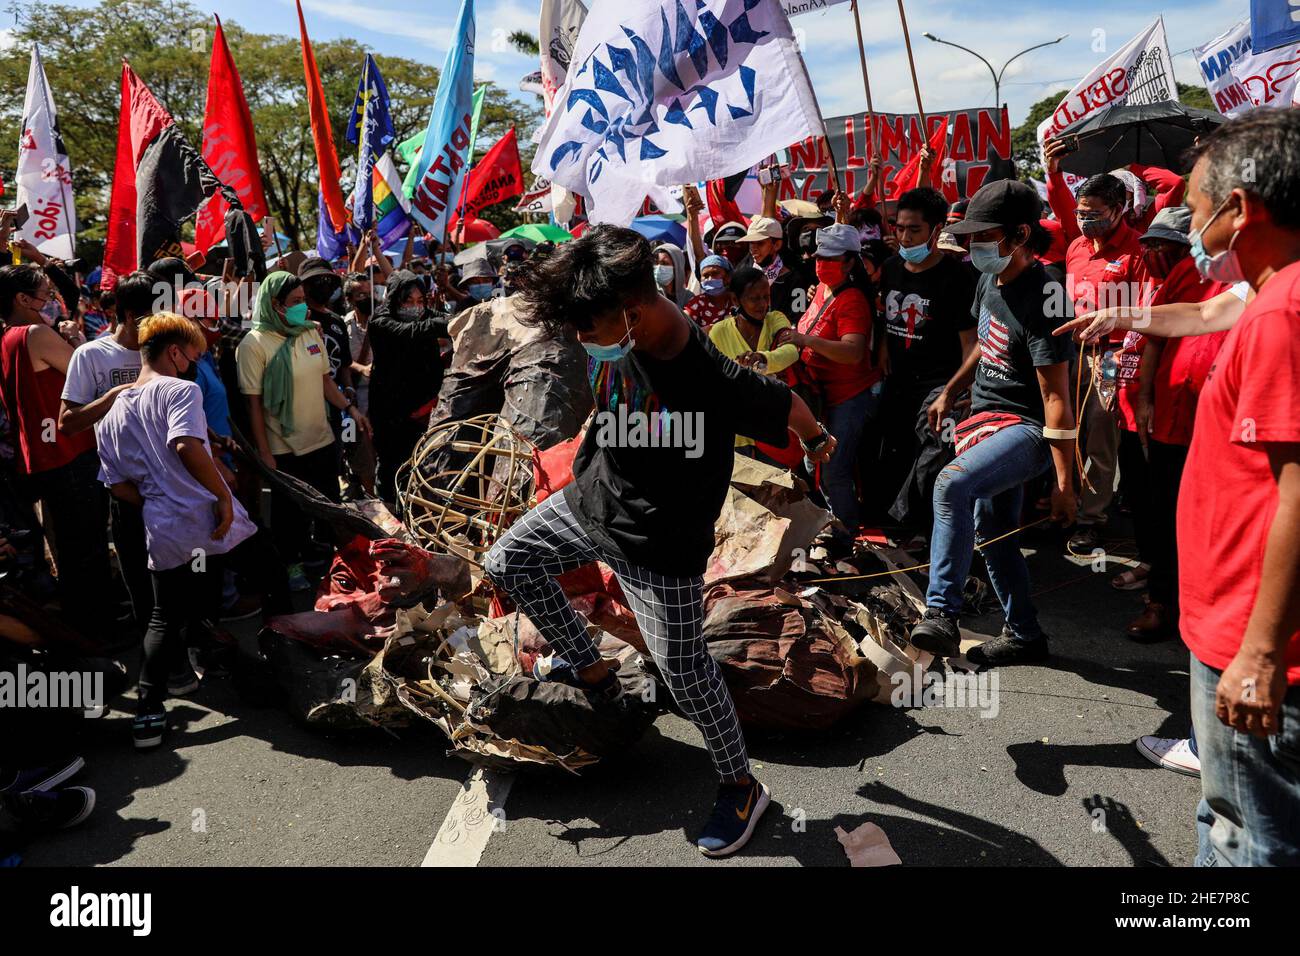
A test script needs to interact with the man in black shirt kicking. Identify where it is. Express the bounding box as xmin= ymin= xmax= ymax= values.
xmin=485 ymin=225 xmax=834 ymax=858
